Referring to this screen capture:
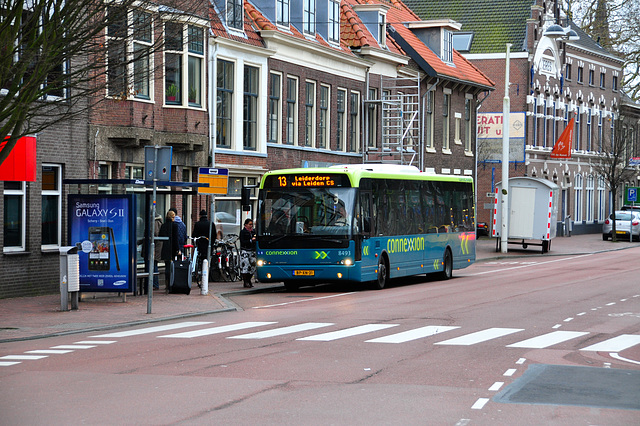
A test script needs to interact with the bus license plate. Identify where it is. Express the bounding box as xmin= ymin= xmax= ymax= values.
xmin=293 ymin=270 xmax=314 ymax=276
